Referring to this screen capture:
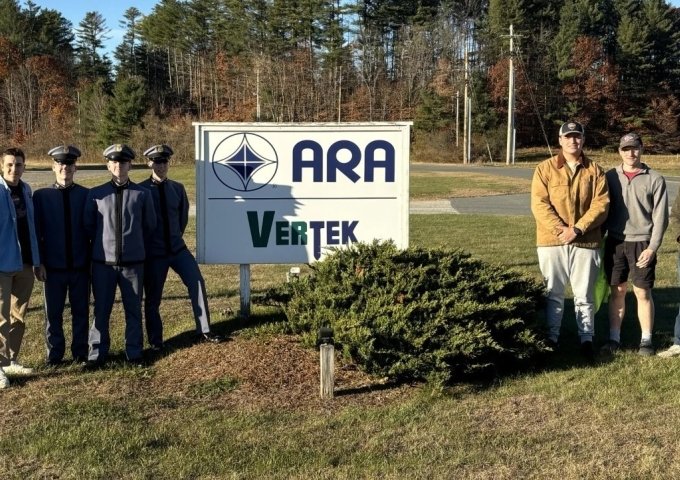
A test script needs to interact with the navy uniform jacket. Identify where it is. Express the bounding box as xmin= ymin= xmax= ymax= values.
xmin=33 ymin=183 xmax=90 ymax=270
xmin=84 ymin=181 xmax=157 ymax=265
xmin=139 ymin=177 xmax=188 ymax=257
